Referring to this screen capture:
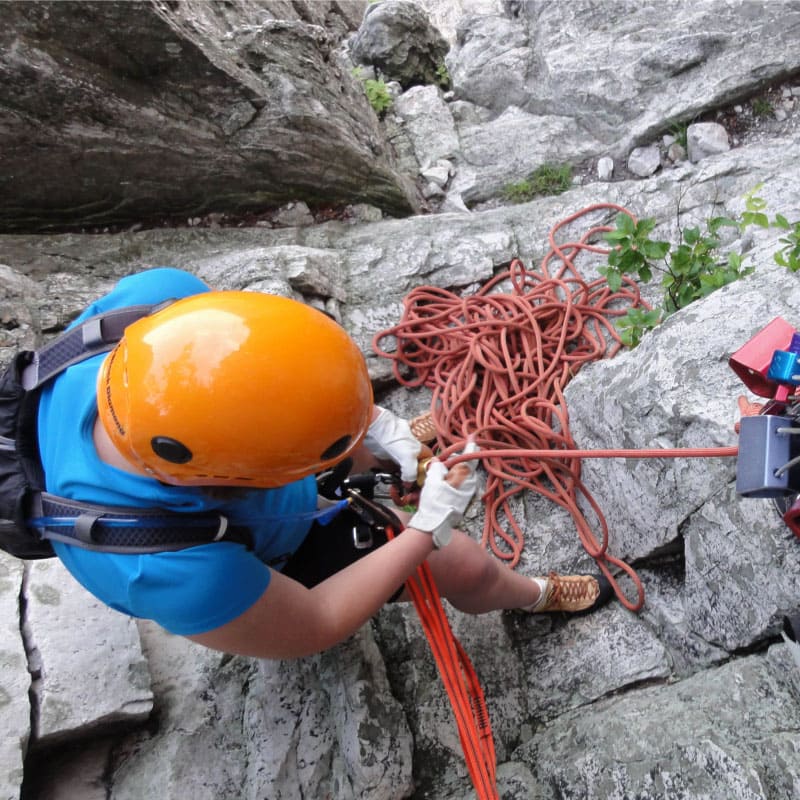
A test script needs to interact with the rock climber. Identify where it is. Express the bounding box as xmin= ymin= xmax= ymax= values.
xmin=39 ymin=267 xmax=609 ymax=658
